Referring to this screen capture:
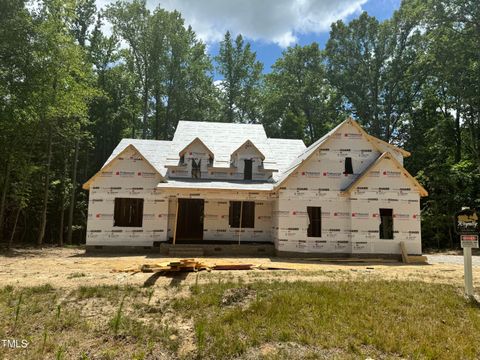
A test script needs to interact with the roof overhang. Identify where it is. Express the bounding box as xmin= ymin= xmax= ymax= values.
xmin=82 ymin=144 xmax=163 ymax=190
xmin=341 ymin=152 xmax=428 ymax=197
xmin=157 ymin=180 xmax=274 ymax=192
xmin=231 ymin=139 xmax=266 ymax=160
xmin=179 ymin=137 xmax=214 ymax=158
